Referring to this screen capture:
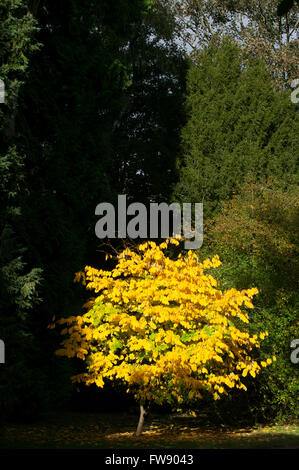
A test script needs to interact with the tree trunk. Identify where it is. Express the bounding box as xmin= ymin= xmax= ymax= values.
xmin=135 ymin=403 xmax=147 ymax=436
